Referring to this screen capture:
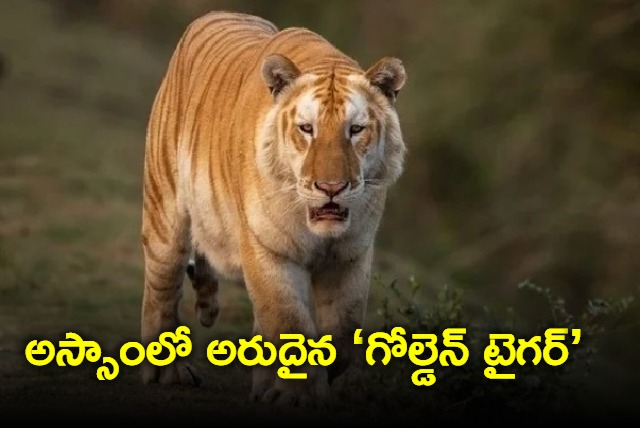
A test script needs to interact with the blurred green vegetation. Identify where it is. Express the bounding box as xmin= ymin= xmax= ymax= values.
xmin=48 ymin=0 xmax=640 ymax=312
xmin=0 ymin=0 xmax=638 ymax=420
